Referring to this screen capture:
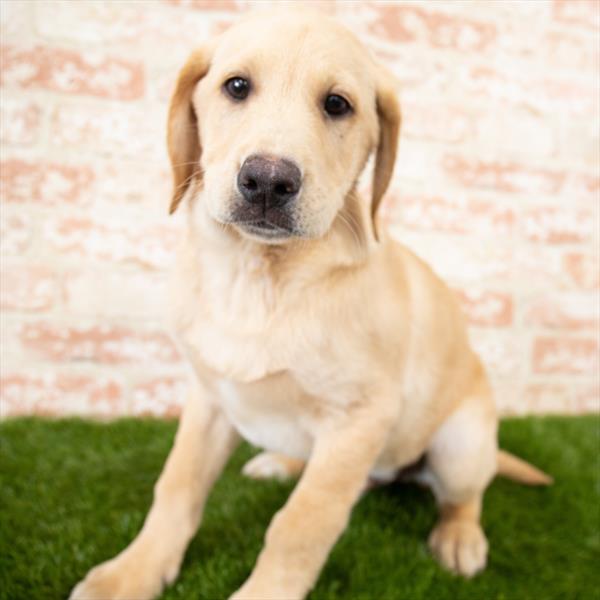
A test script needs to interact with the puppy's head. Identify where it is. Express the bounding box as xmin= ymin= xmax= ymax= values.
xmin=168 ymin=10 xmax=400 ymax=243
